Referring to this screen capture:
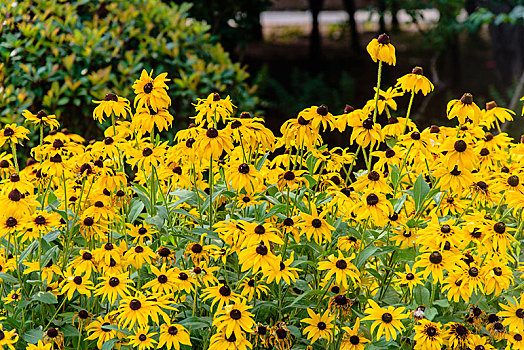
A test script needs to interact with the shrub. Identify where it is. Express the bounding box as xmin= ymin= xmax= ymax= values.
xmin=0 ymin=0 xmax=257 ymax=137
